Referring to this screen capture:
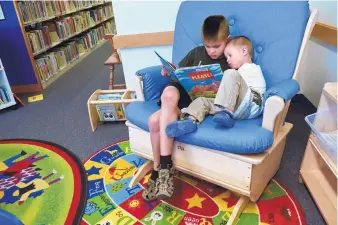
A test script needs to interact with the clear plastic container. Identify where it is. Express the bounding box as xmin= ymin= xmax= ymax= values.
xmin=305 ymin=107 xmax=337 ymax=163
